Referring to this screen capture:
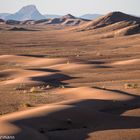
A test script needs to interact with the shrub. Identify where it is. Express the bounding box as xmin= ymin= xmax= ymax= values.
xmin=0 ymin=111 xmax=3 ymax=115
xmin=46 ymin=85 xmax=51 ymax=89
xmin=124 ymin=83 xmax=138 ymax=89
xmin=30 ymin=87 xmax=38 ymax=93
xmin=23 ymin=103 xmax=33 ymax=107
xmin=66 ymin=118 xmax=72 ymax=124
xmin=67 ymin=61 xmax=70 ymax=64
xmin=14 ymin=83 xmax=25 ymax=90
xmin=60 ymin=85 xmax=65 ymax=89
